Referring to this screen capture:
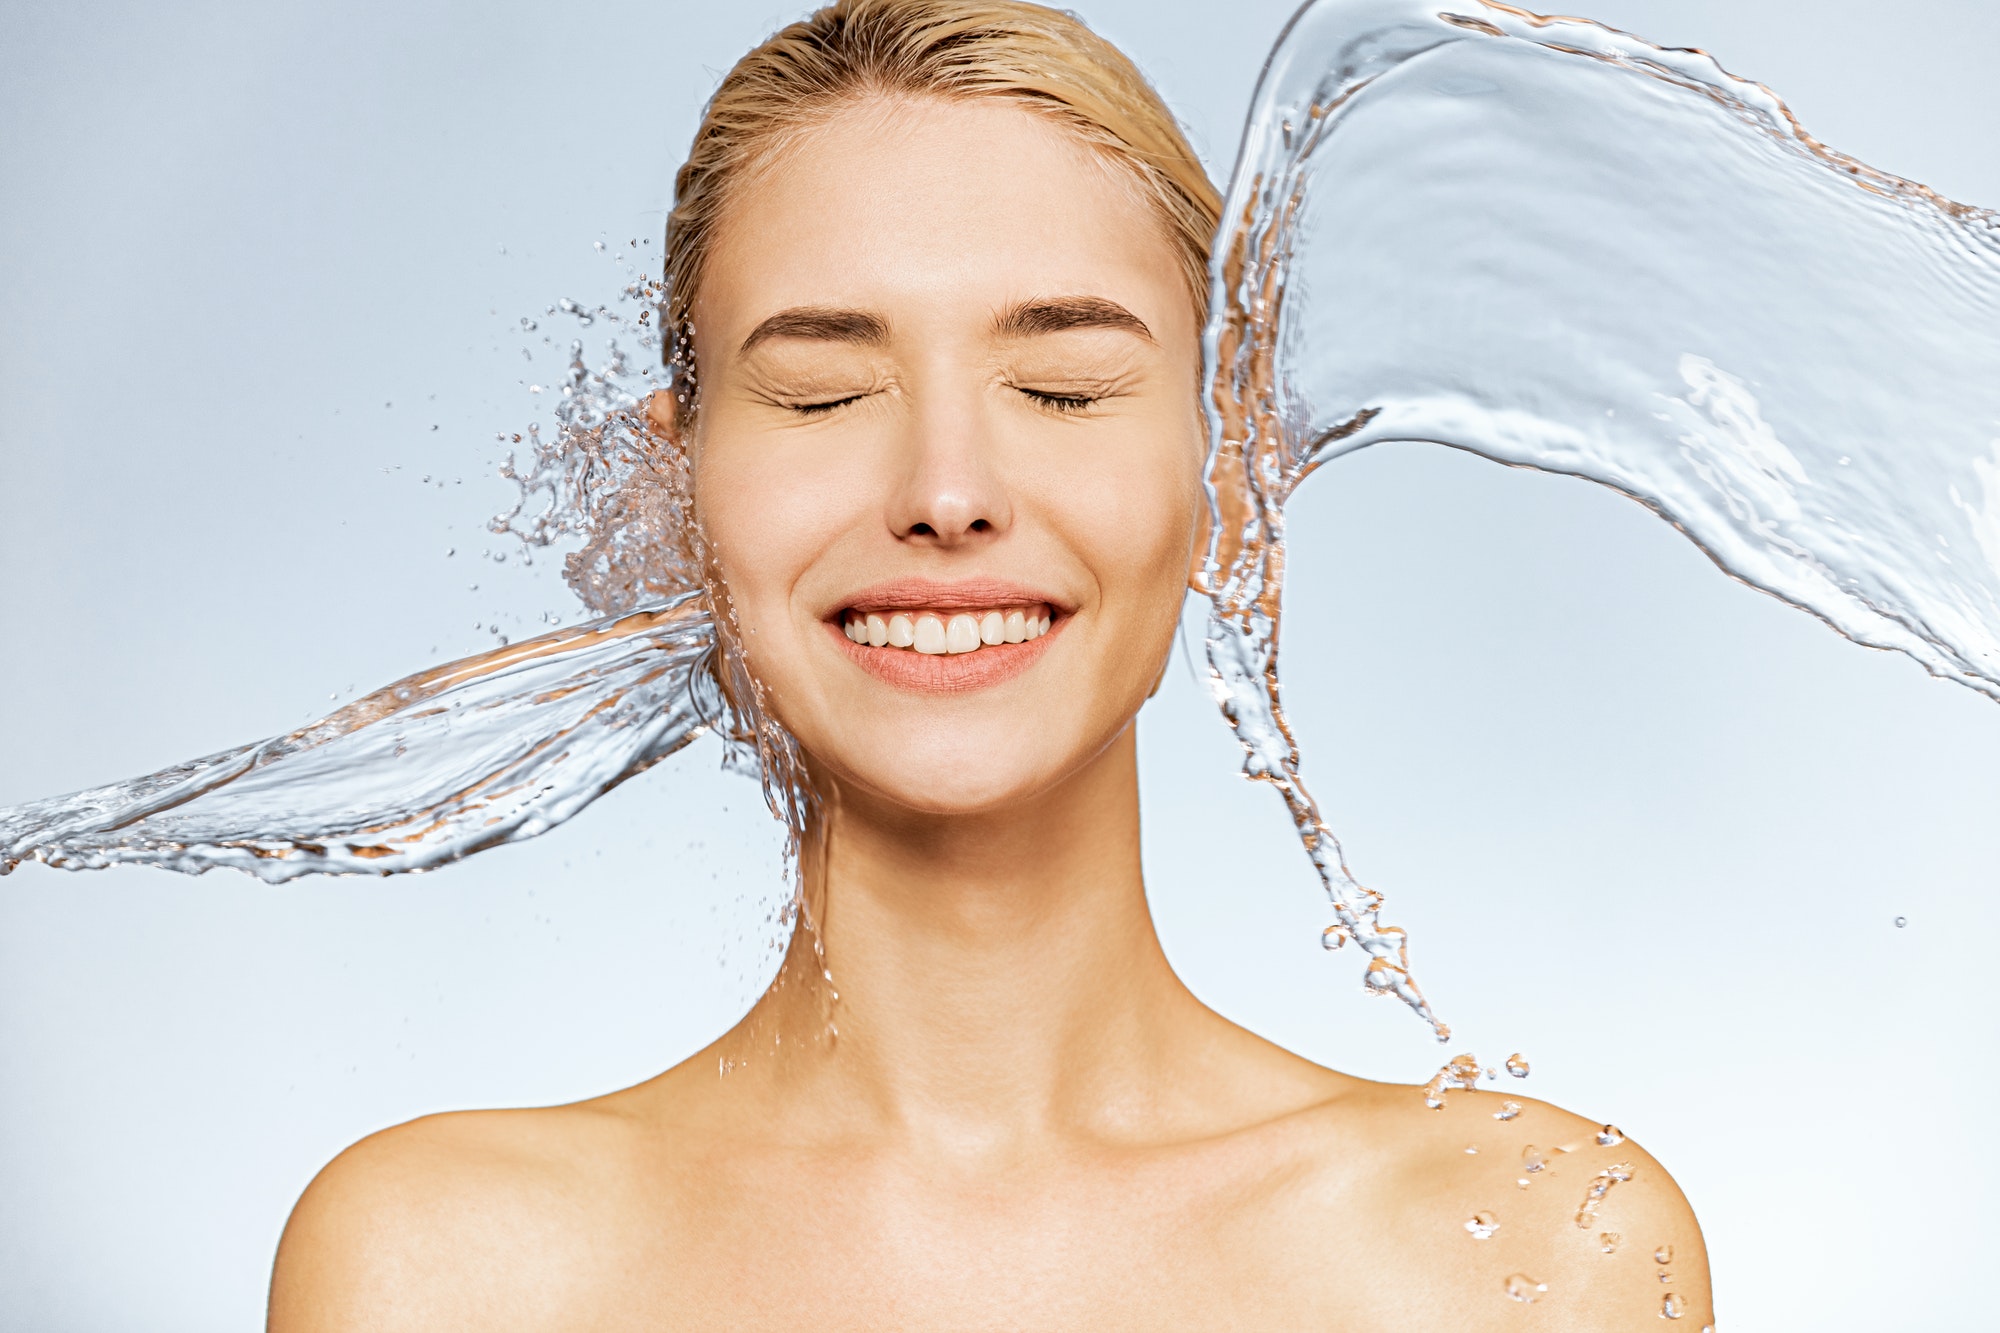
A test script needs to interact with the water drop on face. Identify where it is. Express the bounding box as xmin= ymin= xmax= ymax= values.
xmin=1494 ymin=1101 xmax=1522 ymax=1121
xmin=1522 ymin=1144 xmax=1546 ymax=1173
xmin=1661 ymin=1292 xmax=1687 ymax=1320
xmin=1320 ymin=924 xmax=1346 ymax=950
xmin=1655 ymin=1245 xmax=1673 ymax=1265
xmin=1502 ymin=1273 xmax=1546 ymax=1303
xmin=1464 ymin=1211 xmax=1498 ymax=1240
xmin=1505 ymin=1053 xmax=1531 ymax=1078
xmin=1598 ymin=1124 xmax=1624 ymax=1146
xmin=1600 ymin=1232 xmax=1621 ymax=1254
xmin=1894 ymin=915 xmax=1908 ymax=927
